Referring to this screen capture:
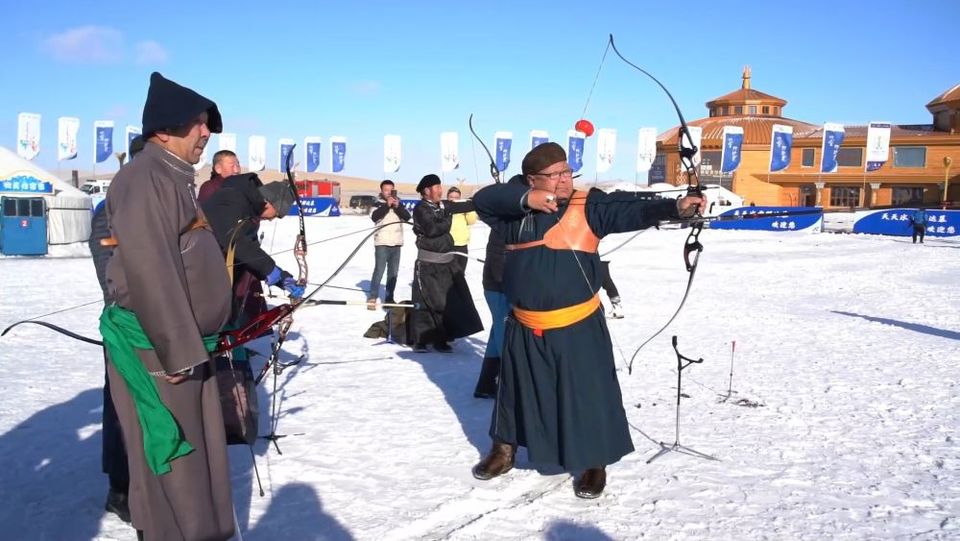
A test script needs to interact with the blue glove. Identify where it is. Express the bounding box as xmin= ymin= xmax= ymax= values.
xmin=281 ymin=276 xmax=305 ymax=299
xmin=265 ymin=266 xmax=293 ymax=287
